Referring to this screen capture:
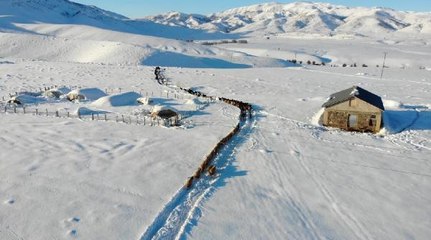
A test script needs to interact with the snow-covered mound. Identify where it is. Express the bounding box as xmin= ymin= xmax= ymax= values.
xmin=92 ymin=92 xmax=141 ymax=107
xmin=67 ymin=88 xmax=106 ymax=101
xmin=144 ymin=2 xmax=431 ymax=37
xmin=8 ymin=93 xmax=46 ymax=105
xmin=74 ymin=106 xmax=108 ymax=116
